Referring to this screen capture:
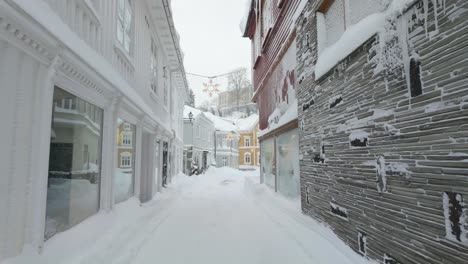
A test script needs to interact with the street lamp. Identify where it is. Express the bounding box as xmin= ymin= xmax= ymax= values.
xmin=188 ymin=111 xmax=193 ymax=123
xmin=188 ymin=111 xmax=195 ymax=175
